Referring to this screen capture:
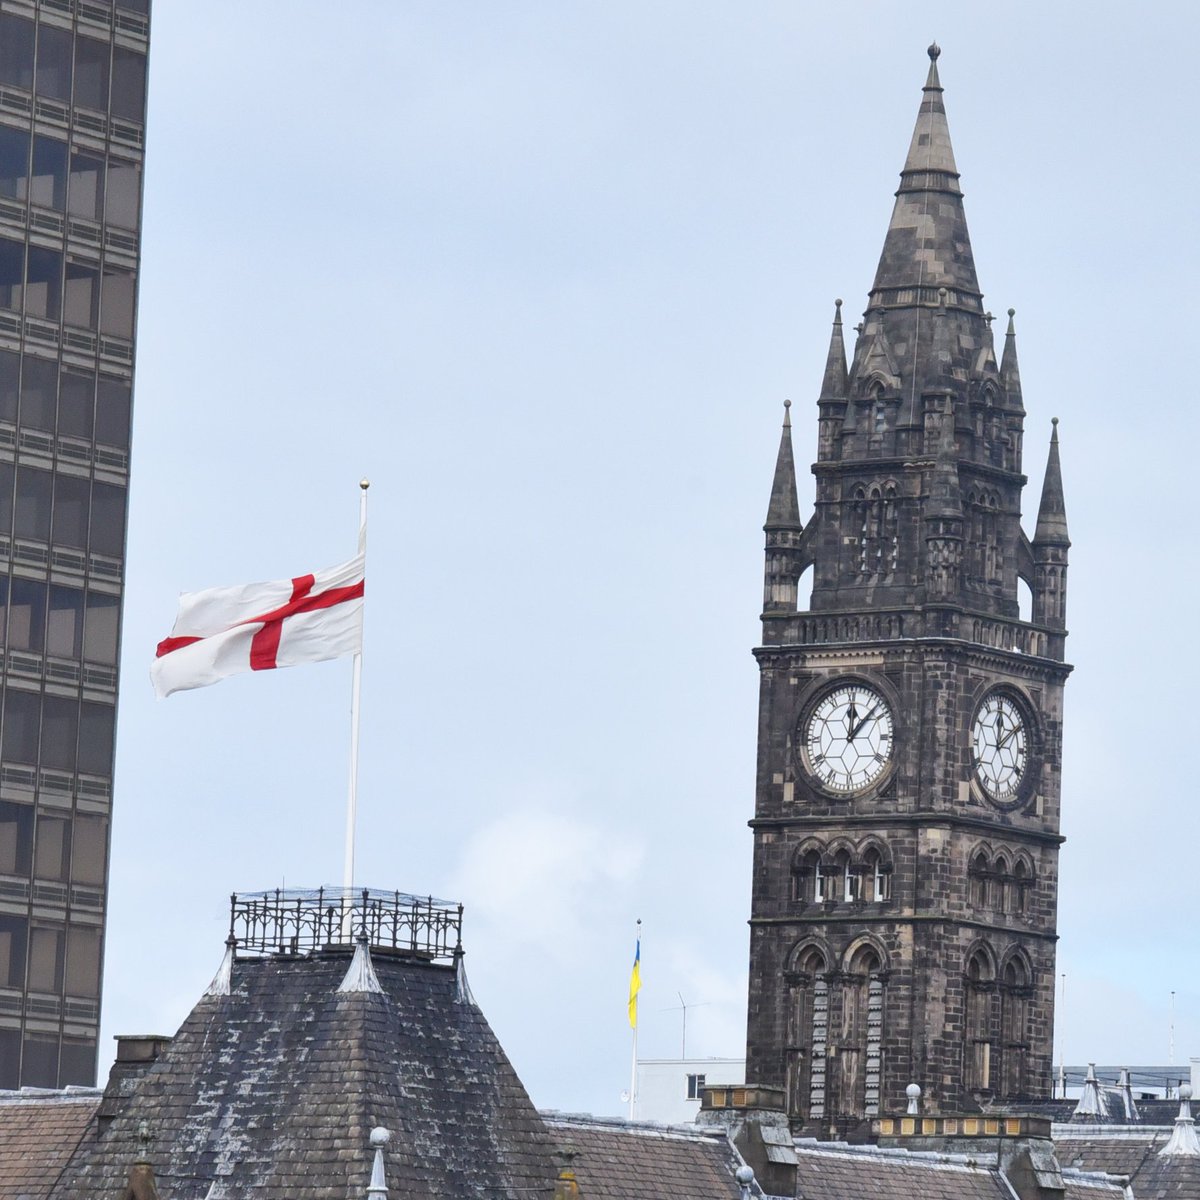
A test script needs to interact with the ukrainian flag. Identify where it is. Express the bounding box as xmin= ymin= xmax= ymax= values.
xmin=628 ymin=938 xmax=641 ymax=1029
